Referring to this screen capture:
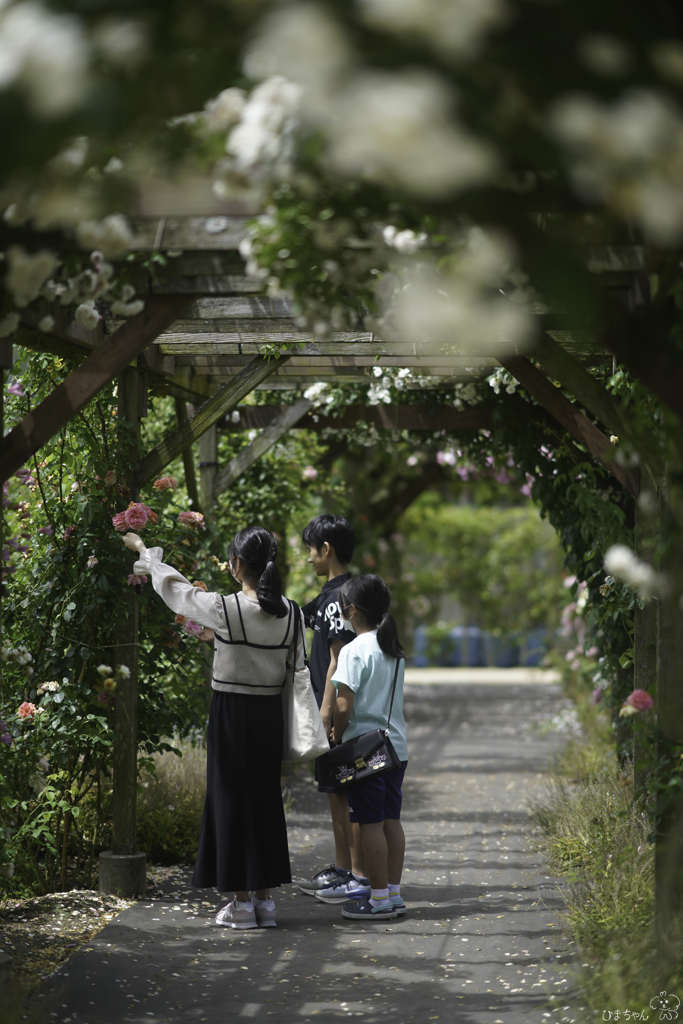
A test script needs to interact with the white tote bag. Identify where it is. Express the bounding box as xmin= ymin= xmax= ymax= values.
xmin=281 ymin=606 xmax=330 ymax=762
